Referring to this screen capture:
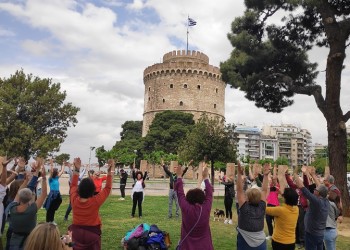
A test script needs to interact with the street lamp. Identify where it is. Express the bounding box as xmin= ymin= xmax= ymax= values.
xmin=89 ymin=146 xmax=95 ymax=171
xmin=133 ymin=150 xmax=137 ymax=168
